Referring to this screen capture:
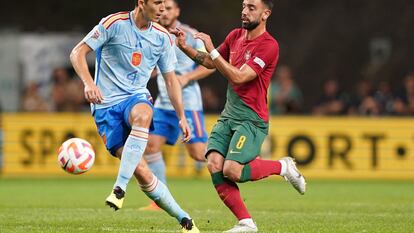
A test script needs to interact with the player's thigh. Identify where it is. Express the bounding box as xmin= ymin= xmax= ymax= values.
xmin=185 ymin=142 xmax=207 ymax=162
xmin=226 ymin=122 xmax=267 ymax=164
xmin=145 ymin=134 xmax=167 ymax=154
xmin=206 ymin=119 xmax=232 ymax=160
xmin=94 ymin=108 xmax=127 ymax=156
